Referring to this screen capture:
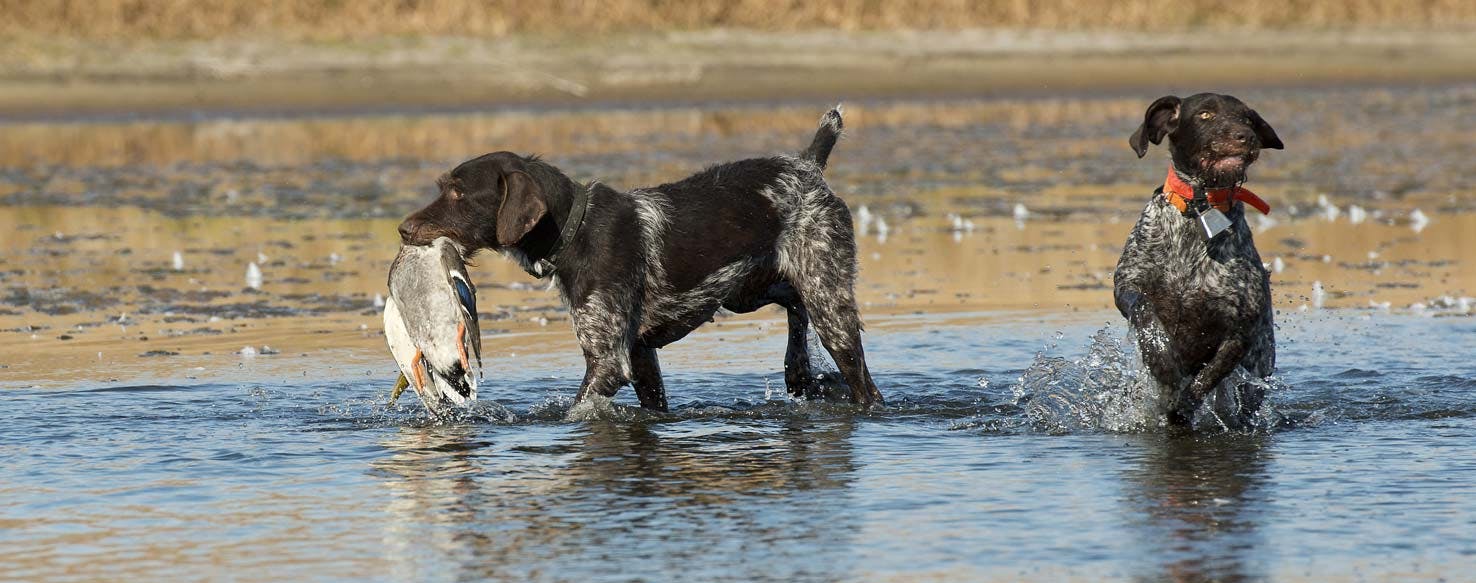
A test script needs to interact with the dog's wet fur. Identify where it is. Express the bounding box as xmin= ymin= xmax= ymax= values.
xmin=1115 ymin=93 xmax=1284 ymax=427
xmin=399 ymin=107 xmax=882 ymax=410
